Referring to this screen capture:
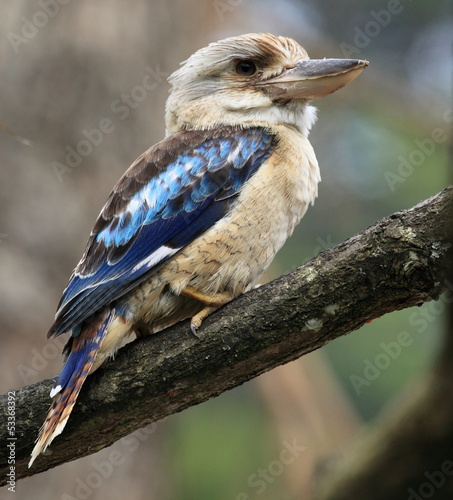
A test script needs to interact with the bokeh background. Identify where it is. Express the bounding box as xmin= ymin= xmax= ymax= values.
xmin=1 ymin=1 xmax=451 ymax=499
